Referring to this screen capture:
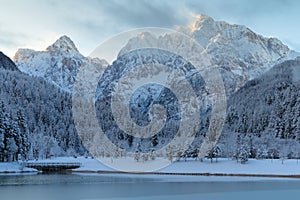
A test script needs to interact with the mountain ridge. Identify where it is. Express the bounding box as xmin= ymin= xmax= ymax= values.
xmin=0 ymin=51 xmax=19 ymax=71
xmin=120 ymin=14 xmax=299 ymax=94
xmin=13 ymin=15 xmax=300 ymax=94
xmin=217 ymin=58 xmax=300 ymax=158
